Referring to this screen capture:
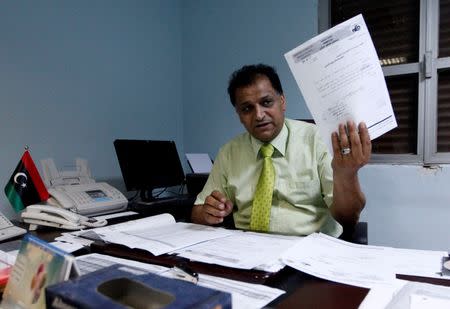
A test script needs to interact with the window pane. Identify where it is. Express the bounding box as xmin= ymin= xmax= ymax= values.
xmin=331 ymin=0 xmax=420 ymax=66
xmin=372 ymin=74 xmax=418 ymax=154
xmin=439 ymin=0 xmax=450 ymax=57
xmin=437 ymin=69 xmax=450 ymax=151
